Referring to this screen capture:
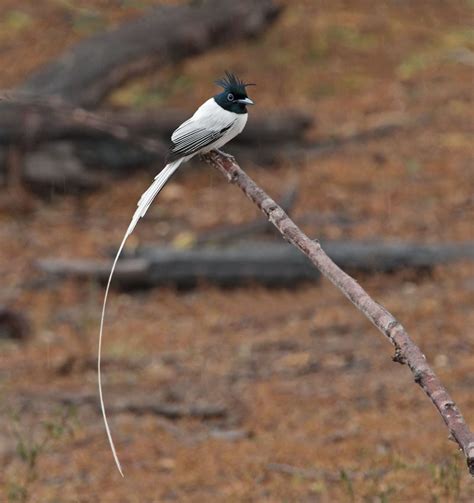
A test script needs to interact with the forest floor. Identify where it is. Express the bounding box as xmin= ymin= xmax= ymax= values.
xmin=0 ymin=1 xmax=473 ymax=501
